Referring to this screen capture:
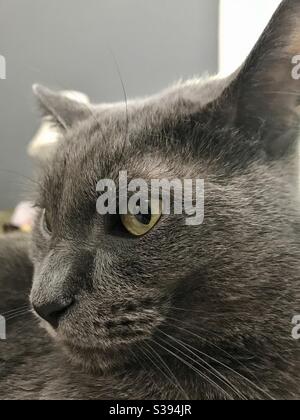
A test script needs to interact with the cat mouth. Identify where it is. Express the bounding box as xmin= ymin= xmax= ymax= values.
xmin=34 ymin=297 xmax=165 ymax=358
xmin=44 ymin=316 xmax=161 ymax=372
